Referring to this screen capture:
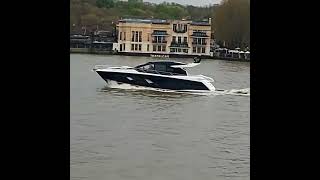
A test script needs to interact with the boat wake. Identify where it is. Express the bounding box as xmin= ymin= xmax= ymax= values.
xmin=206 ymin=88 xmax=250 ymax=97
xmin=102 ymin=80 xmax=249 ymax=97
